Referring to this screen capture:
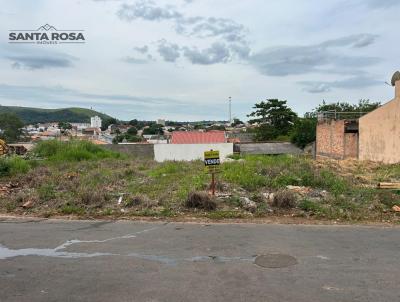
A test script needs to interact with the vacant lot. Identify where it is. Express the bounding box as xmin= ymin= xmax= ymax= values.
xmin=0 ymin=141 xmax=399 ymax=223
